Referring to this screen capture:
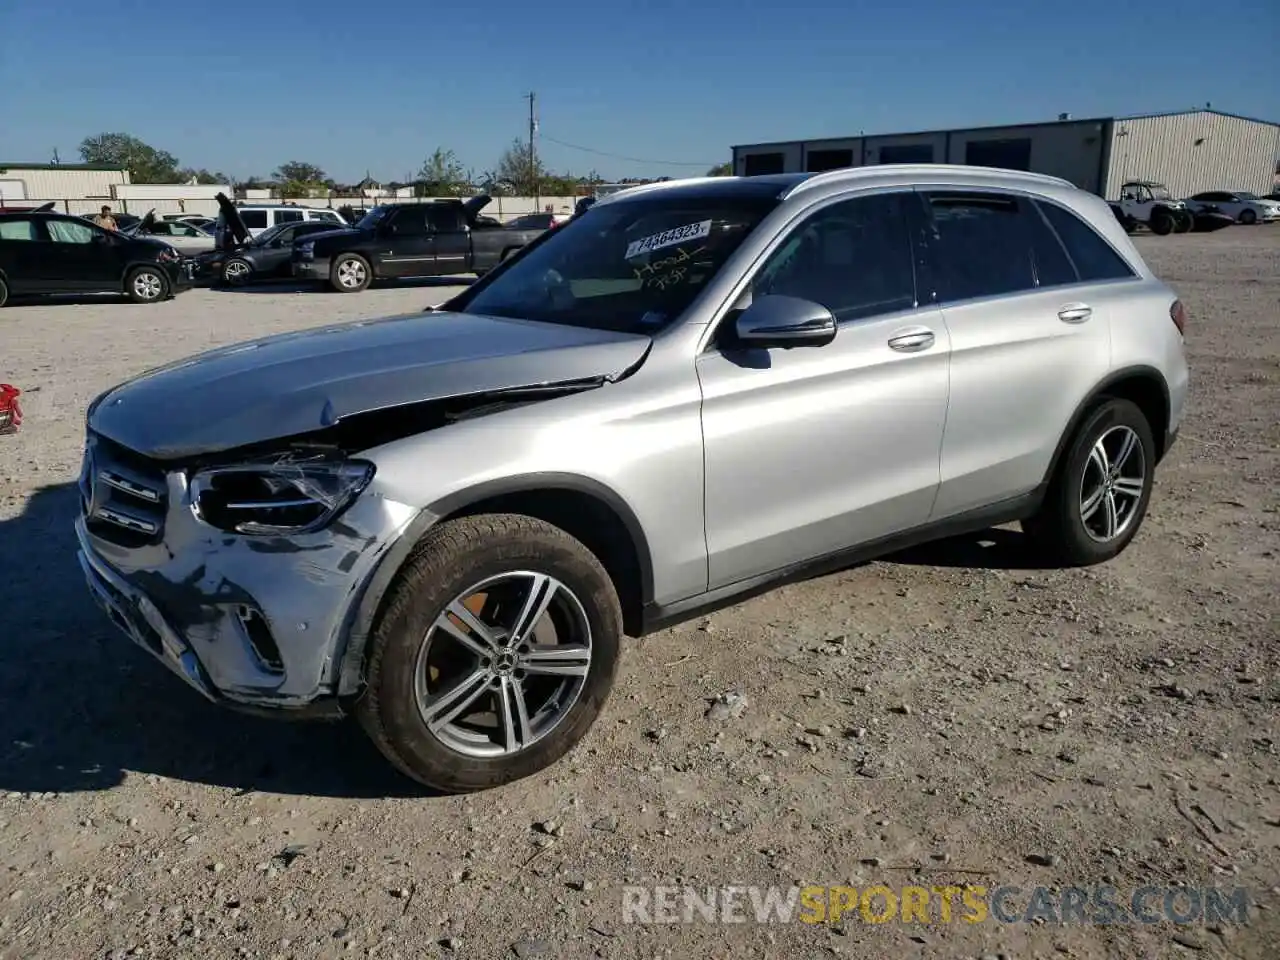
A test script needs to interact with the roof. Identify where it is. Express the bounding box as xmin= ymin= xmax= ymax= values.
xmin=1115 ymin=108 xmax=1279 ymax=127
xmin=732 ymin=107 xmax=1278 ymax=150
xmin=597 ymin=165 xmax=1077 ymax=207
xmin=0 ymin=162 xmax=127 ymax=172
